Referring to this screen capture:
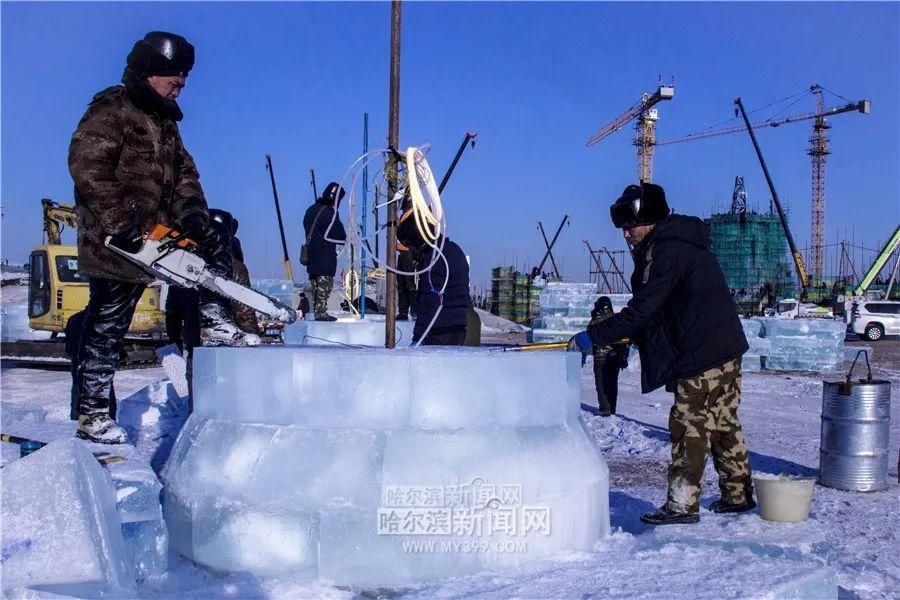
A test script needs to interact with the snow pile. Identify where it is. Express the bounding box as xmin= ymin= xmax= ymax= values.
xmin=0 ymin=439 xmax=134 ymax=597
xmin=163 ymin=346 xmax=608 ymax=585
xmin=531 ymin=282 xmax=631 ymax=343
